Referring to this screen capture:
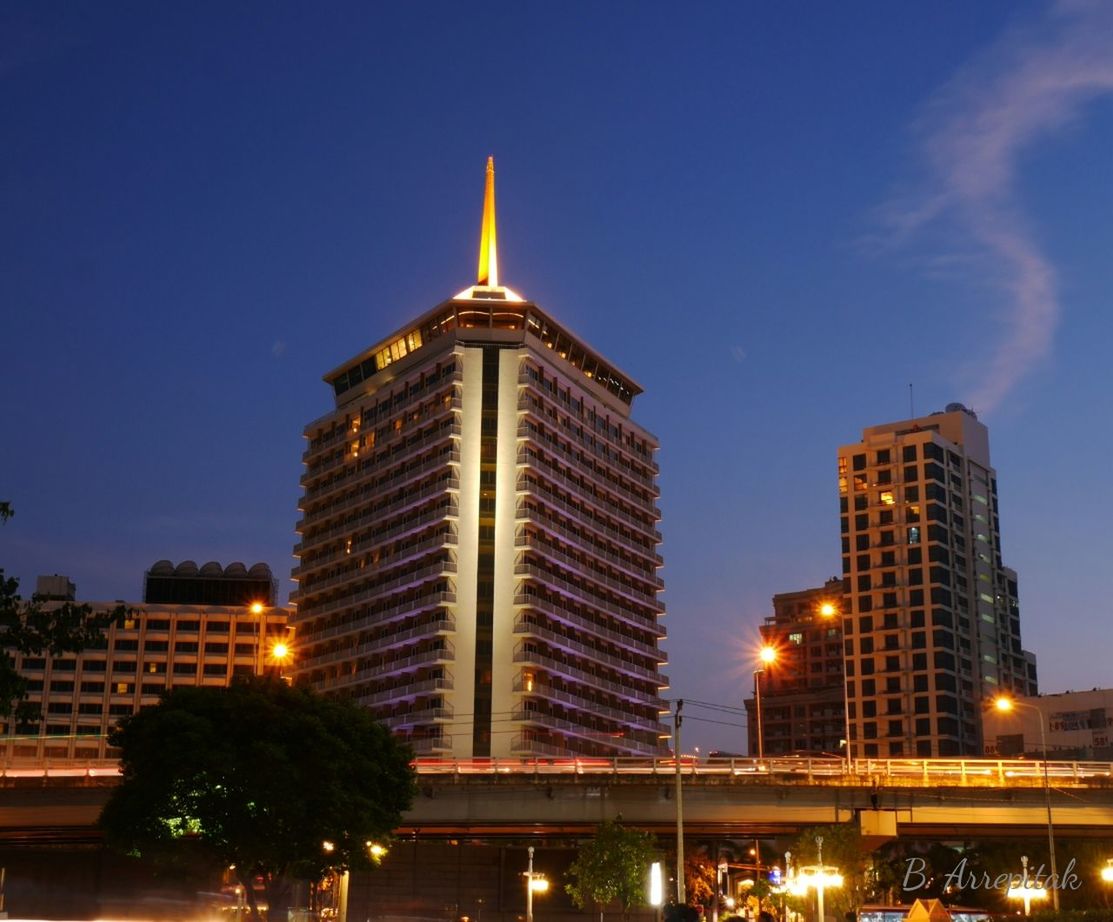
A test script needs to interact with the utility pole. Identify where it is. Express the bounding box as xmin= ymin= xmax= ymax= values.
xmin=674 ymin=699 xmax=686 ymax=904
